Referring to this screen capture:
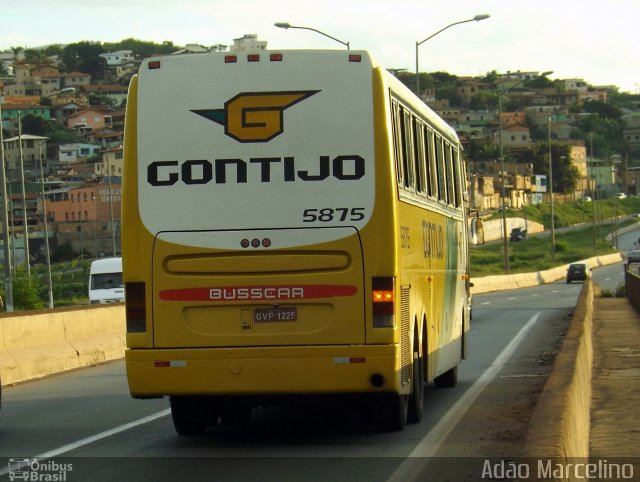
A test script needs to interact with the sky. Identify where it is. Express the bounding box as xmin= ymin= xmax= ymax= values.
xmin=2 ymin=0 xmax=639 ymax=94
